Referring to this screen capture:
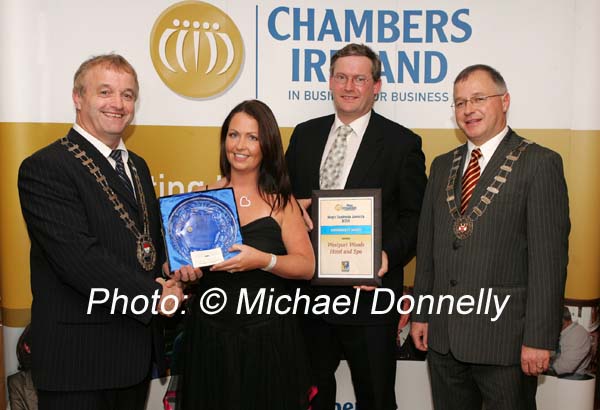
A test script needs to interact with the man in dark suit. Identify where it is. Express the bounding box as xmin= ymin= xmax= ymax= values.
xmin=411 ymin=64 xmax=569 ymax=410
xmin=286 ymin=43 xmax=427 ymax=410
xmin=18 ymin=54 xmax=182 ymax=410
